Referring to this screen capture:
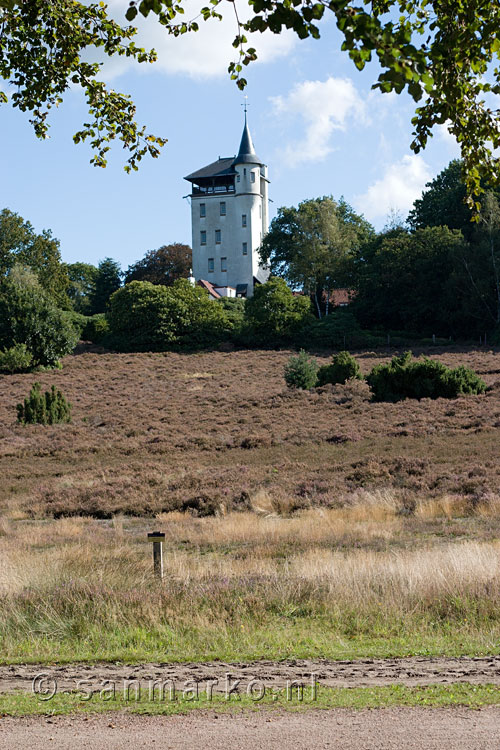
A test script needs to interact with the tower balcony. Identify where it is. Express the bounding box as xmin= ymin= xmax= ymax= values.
xmin=191 ymin=184 xmax=236 ymax=196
